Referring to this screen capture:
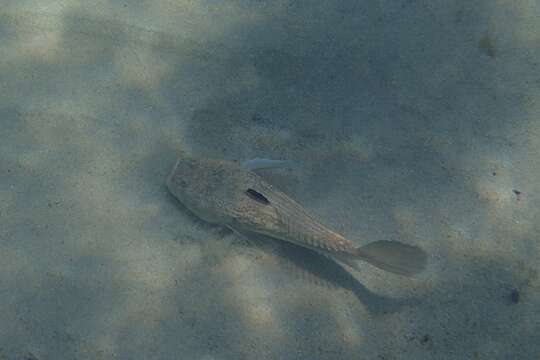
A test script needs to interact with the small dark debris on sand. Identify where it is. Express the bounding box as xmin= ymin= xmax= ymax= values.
xmin=420 ymin=334 xmax=431 ymax=345
xmin=479 ymin=35 xmax=497 ymax=58
xmin=508 ymin=288 xmax=520 ymax=304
